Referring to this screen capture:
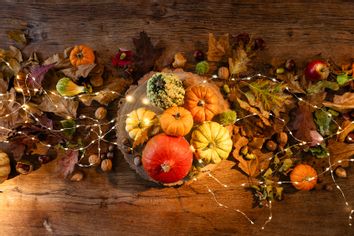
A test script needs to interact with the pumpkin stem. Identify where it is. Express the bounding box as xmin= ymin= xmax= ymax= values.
xmin=197 ymin=100 xmax=205 ymax=106
xmin=161 ymin=163 xmax=171 ymax=173
xmin=173 ymin=112 xmax=181 ymax=120
xmin=76 ymin=51 xmax=84 ymax=59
